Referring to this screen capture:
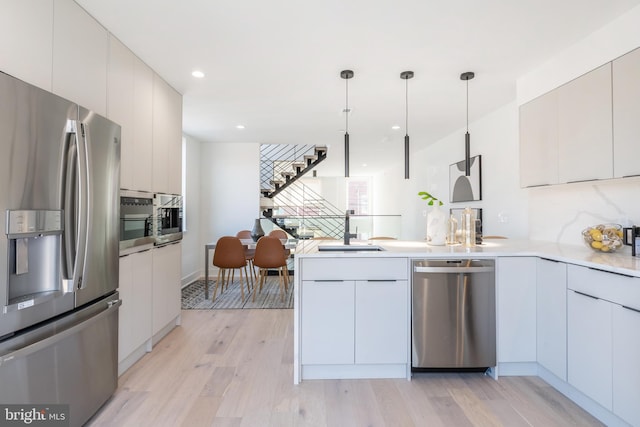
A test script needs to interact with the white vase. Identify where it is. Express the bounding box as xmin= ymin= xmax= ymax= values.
xmin=426 ymin=204 xmax=446 ymax=245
